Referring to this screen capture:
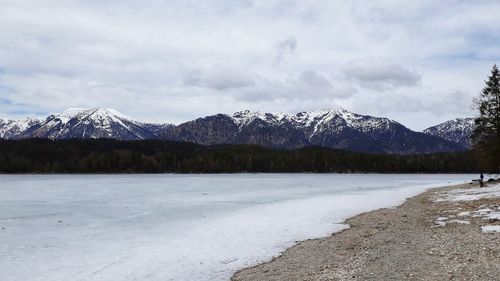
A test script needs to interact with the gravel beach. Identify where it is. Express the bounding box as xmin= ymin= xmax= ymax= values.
xmin=232 ymin=181 xmax=500 ymax=281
